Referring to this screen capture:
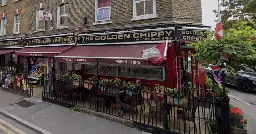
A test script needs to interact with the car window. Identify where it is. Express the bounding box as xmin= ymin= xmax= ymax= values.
xmin=240 ymin=65 xmax=254 ymax=72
